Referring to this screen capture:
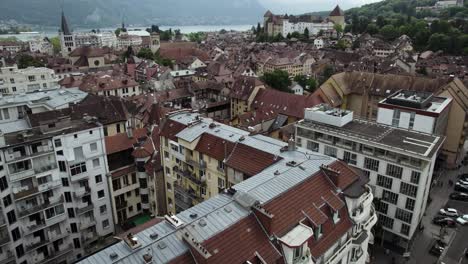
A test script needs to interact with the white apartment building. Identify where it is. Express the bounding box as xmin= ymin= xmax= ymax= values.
xmin=0 ymin=65 xmax=60 ymax=95
xmin=377 ymin=90 xmax=452 ymax=135
xmin=0 ymin=112 xmax=114 ymax=264
xmin=282 ymin=19 xmax=334 ymax=37
xmin=28 ymin=37 xmax=54 ymax=55
xmin=74 ymin=32 xmax=117 ymax=48
xmin=296 ymin=104 xmax=444 ymax=250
